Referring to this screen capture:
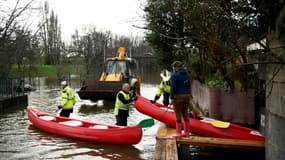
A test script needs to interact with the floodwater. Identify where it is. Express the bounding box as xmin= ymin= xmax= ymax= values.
xmin=0 ymin=78 xmax=264 ymax=160
xmin=0 ymin=79 xmax=159 ymax=160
